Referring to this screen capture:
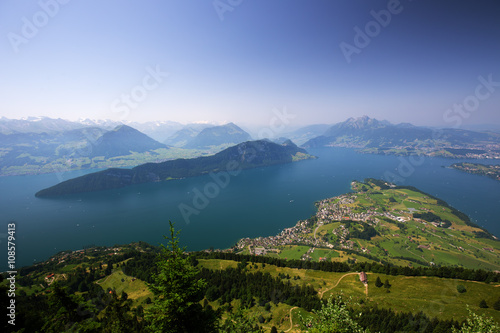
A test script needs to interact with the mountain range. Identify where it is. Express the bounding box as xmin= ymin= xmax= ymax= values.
xmin=0 ymin=125 xmax=166 ymax=169
xmin=0 ymin=116 xmax=89 ymax=134
xmin=0 ymin=120 xmax=255 ymax=176
xmin=302 ymin=116 xmax=500 ymax=157
xmin=182 ymin=123 xmax=252 ymax=149
xmin=3 ymin=115 xmax=500 ymax=177
xmin=89 ymin=125 xmax=167 ymax=158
